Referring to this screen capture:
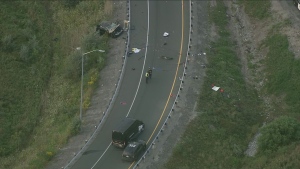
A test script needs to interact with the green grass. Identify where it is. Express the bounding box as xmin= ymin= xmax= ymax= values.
xmin=165 ymin=1 xmax=264 ymax=169
xmin=0 ymin=1 xmax=108 ymax=168
xmin=263 ymin=33 xmax=300 ymax=114
xmin=240 ymin=0 xmax=271 ymax=20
